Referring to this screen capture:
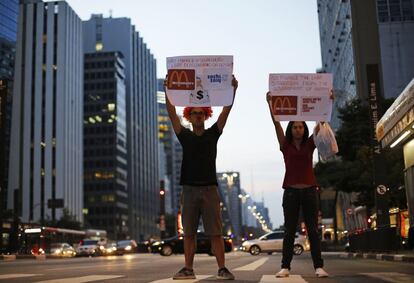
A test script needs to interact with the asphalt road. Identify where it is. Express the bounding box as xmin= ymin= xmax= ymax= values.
xmin=1 ymin=252 xmax=414 ymax=282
